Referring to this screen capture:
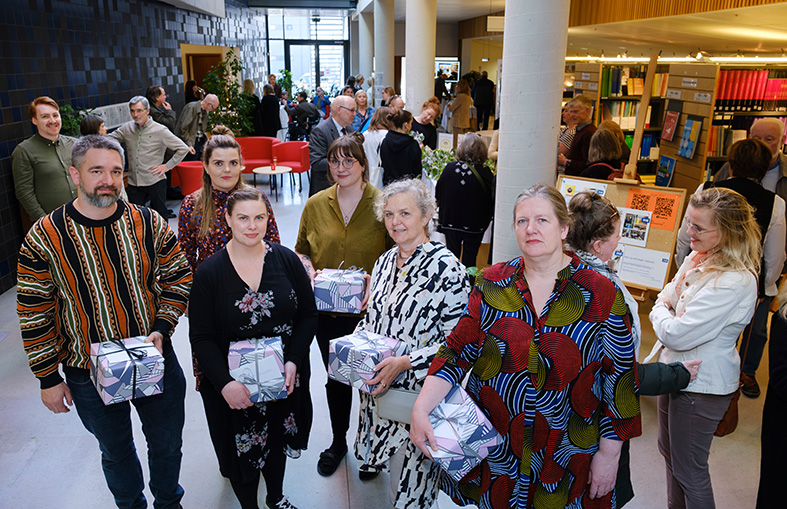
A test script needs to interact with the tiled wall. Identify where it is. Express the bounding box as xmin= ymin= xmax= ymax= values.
xmin=0 ymin=0 xmax=268 ymax=293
